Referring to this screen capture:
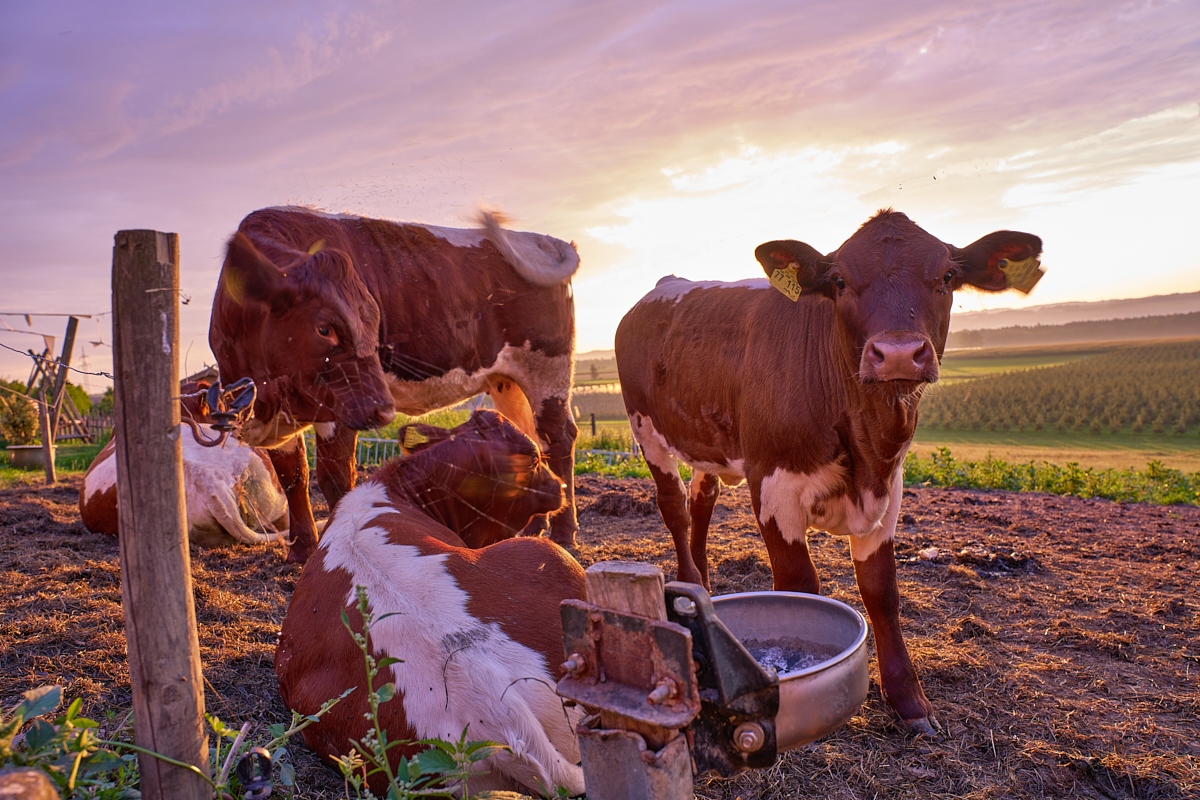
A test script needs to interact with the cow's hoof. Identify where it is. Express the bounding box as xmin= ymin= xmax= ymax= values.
xmin=904 ymin=714 xmax=941 ymax=738
xmin=285 ymin=547 xmax=311 ymax=565
xmin=549 ymin=535 xmax=578 ymax=550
